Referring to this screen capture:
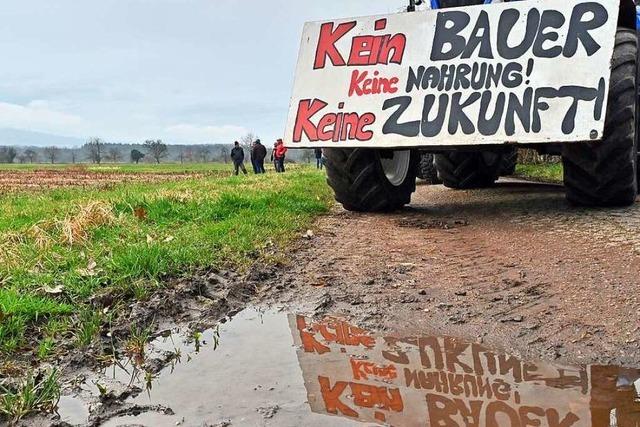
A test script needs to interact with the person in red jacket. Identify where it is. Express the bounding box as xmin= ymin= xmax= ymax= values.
xmin=274 ymin=139 xmax=288 ymax=173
